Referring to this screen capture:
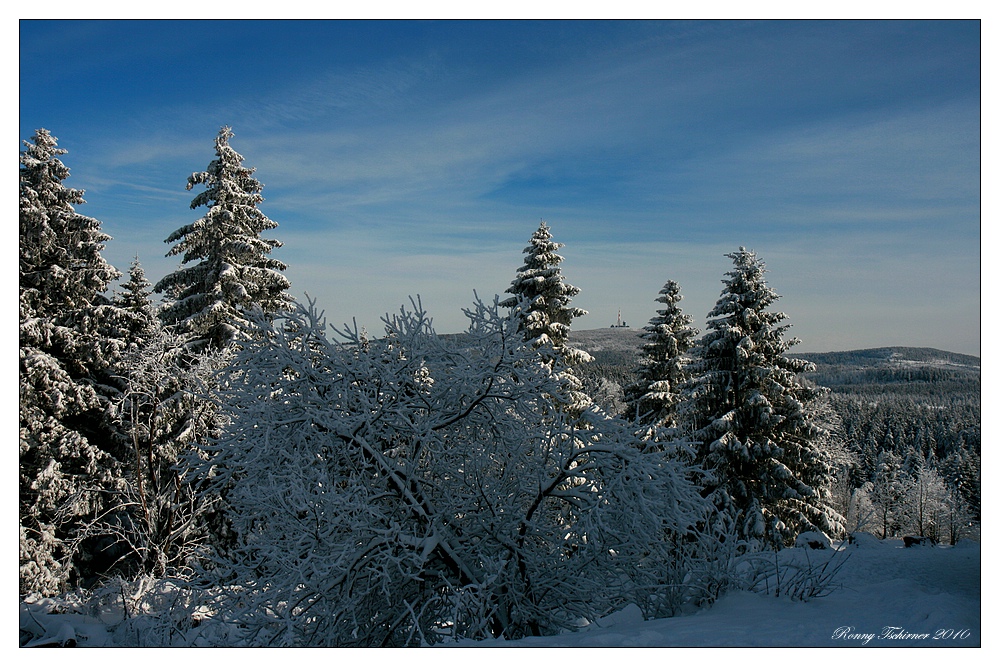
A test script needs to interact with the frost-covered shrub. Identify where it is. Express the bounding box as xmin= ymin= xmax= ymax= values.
xmin=100 ymin=317 xmax=226 ymax=579
xmin=198 ymin=295 xmax=709 ymax=646
xmin=20 ymin=575 xmax=231 ymax=647
xmin=746 ymin=546 xmax=850 ymax=601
